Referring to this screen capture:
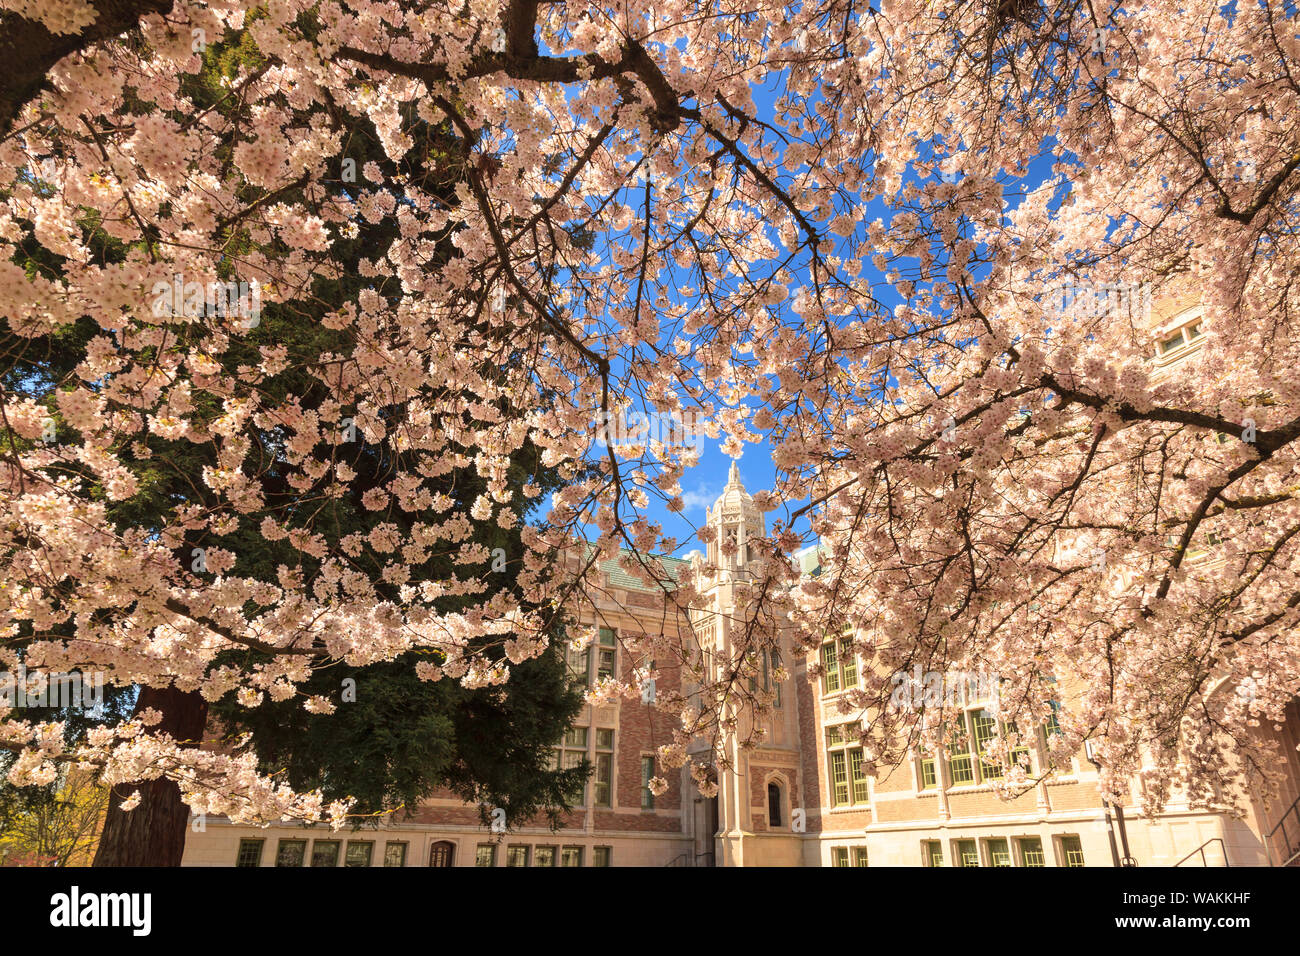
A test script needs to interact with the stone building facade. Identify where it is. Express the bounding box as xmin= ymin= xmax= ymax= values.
xmin=182 ymin=294 xmax=1300 ymax=867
